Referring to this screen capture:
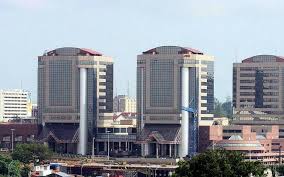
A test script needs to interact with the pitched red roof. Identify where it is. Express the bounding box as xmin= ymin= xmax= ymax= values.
xmin=142 ymin=46 xmax=203 ymax=55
